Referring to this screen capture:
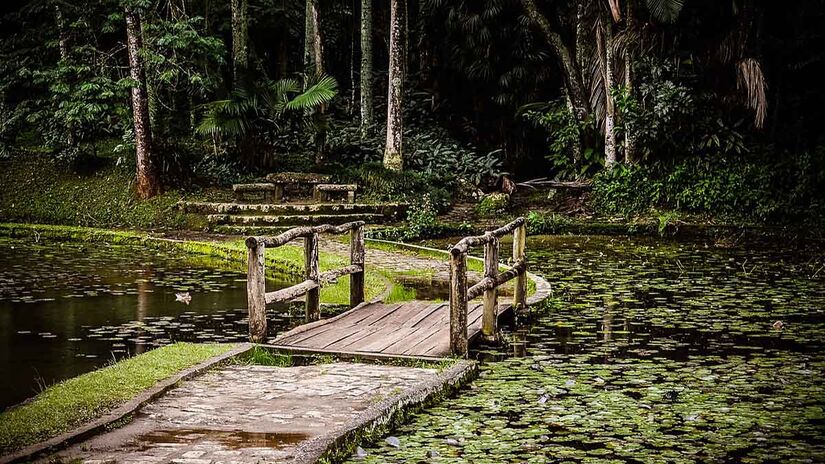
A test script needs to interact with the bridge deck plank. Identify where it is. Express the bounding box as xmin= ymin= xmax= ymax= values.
xmin=274 ymin=300 xmax=513 ymax=357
